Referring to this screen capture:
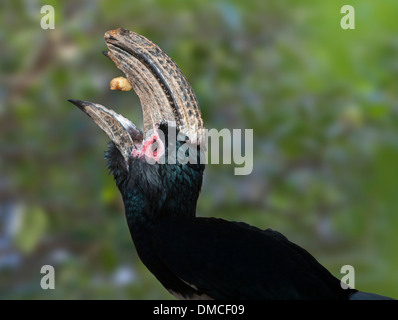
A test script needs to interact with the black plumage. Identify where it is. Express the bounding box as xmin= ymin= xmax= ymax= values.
xmin=104 ymin=124 xmax=388 ymax=300
xmin=69 ymin=28 xmax=394 ymax=300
